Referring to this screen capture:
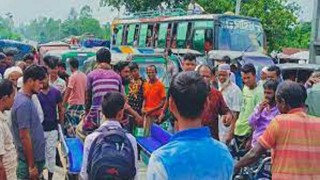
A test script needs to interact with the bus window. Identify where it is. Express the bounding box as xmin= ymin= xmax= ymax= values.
xmin=177 ymin=22 xmax=188 ymax=48
xmin=171 ymin=23 xmax=178 ymax=48
xmin=193 ymin=29 xmax=205 ymax=52
xmin=146 ymin=24 xmax=153 ymax=47
xmin=127 ymin=24 xmax=136 ymax=46
xmin=157 ymin=23 xmax=168 ymax=48
xmin=139 ymin=24 xmax=148 ymax=47
xmin=115 ymin=24 xmax=123 ymax=46
xmin=122 ymin=25 xmax=129 ymax=45
xmin=166 ymin=24 xmax=172 ymax=48
xmin=133 ymin=25 xmax=140 ymax=47
xmin=152 ymin=24 xmax=159 ymax=48
xmin=204 ymin=29 xmax=213 ymax=52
